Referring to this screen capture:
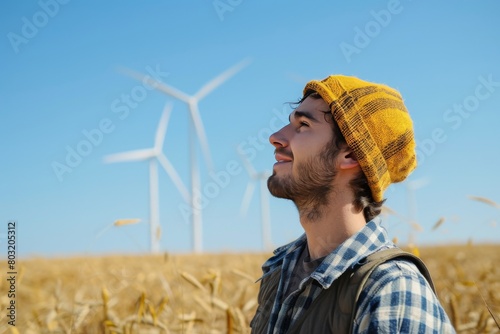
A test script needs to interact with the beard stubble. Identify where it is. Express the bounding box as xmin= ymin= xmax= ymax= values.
xmin=267 ymin=140 xmax=340 ymax=221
